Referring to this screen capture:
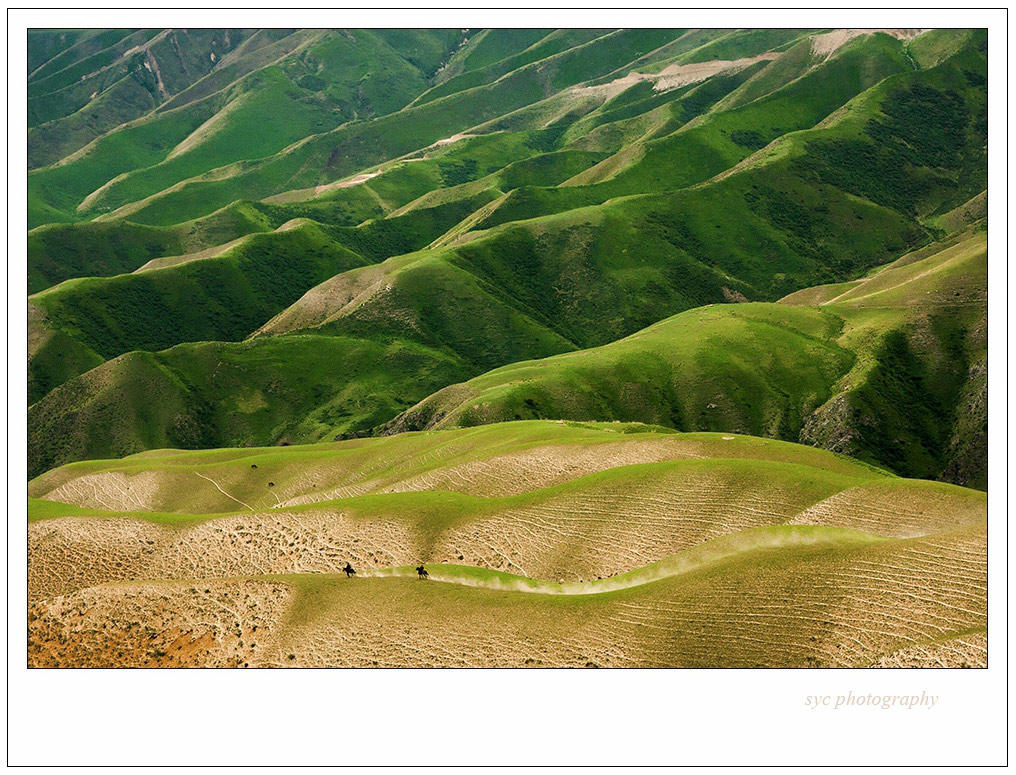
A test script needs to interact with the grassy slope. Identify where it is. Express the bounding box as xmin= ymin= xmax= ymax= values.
xmin=26 ymin=30 xmax=466 ymax=176
xmin=796 ymin=227 xmax=988 ymax=487
xmin=28 ymin=29 xmax=257 ymax=170
xmin=568 ymin=33 xmax=912 ymax=197
xmin=28 ymin=186 xmax=512 ymax=396
xmin=27 ymin=334 xmax=468 ymax=479
xmin=73 ymin=32 xmax=467 ymax=217
xmin=28 ymin=221 xmax=187 ymax=294
xmin=388 ymin=303 xmax=853 ymax=437
xmin=25 ymin=126 xmax=980 ymax=477
xmin=26 ymin=127 xmax=600 ymax=294
xmin=30 ymin=221 xmax=370 ymax=359
xmin=27 ymin=29 xmax=680 ymax=229
xmin=29 ymin=30 xmax=979 ymax=292
xmin=25 ymin=29 xmax=987 ymax=487
xmin=388 ymin=228 xmax=986 ymax=487
xmin=30 ymin=422 xmax=889 ymax=510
